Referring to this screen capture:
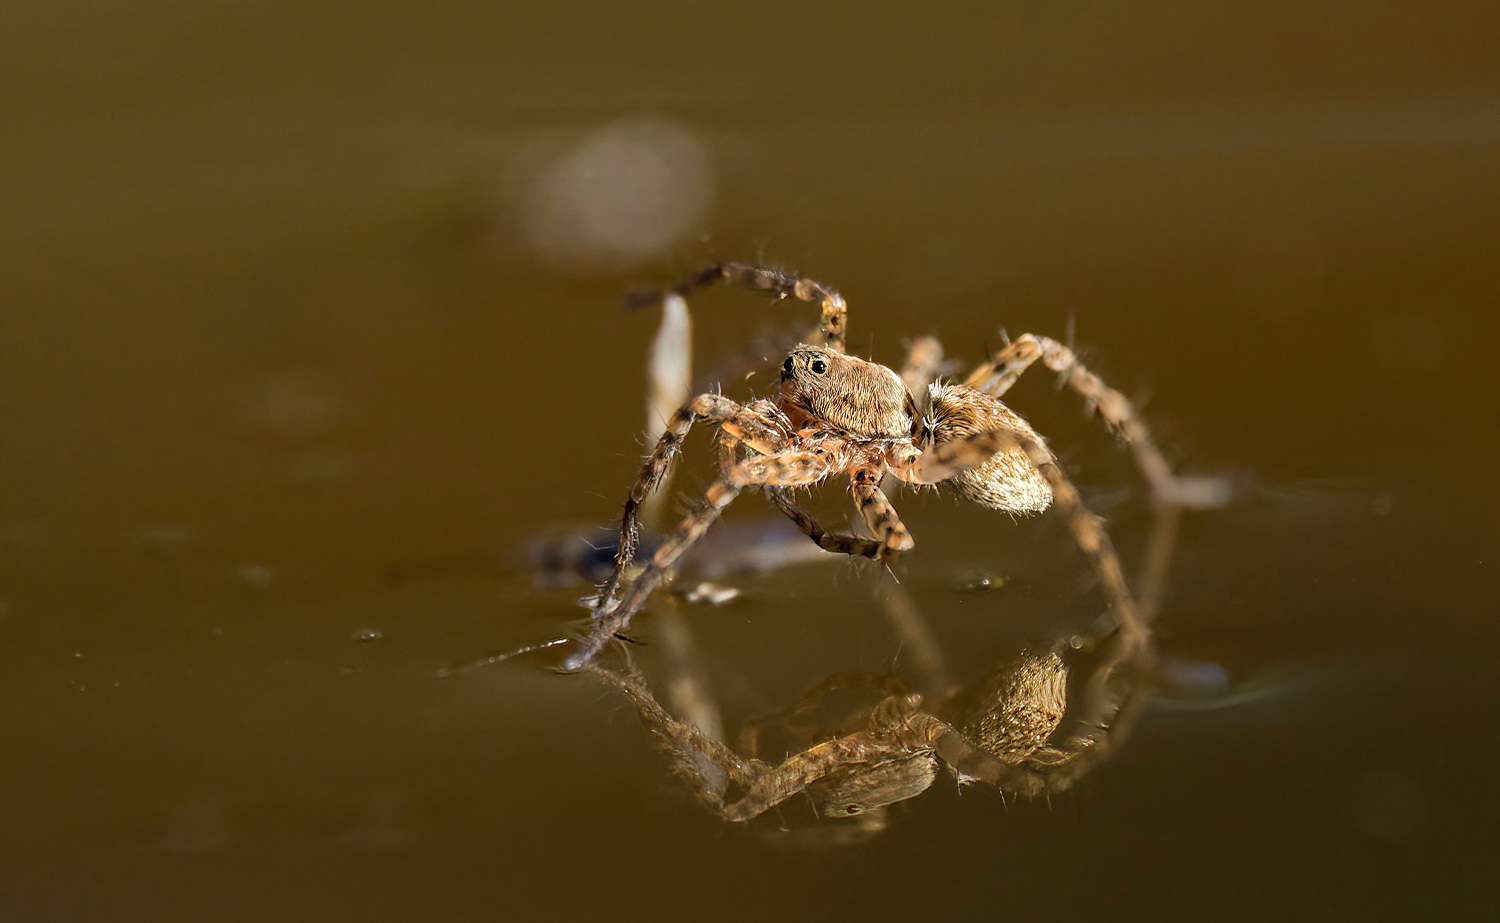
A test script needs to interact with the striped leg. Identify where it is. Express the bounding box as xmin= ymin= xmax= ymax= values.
xmin=964 ymin=334 xmax=1228 ymax=509
xmin=716 ymin=402 xmax=884 ymax=561
xmin=763 ymin=489 xmax=883 ymax=559
xmin=567 ymin=449 xmax=836 ymax=670
xmin=631 ymin=262 xmax=849 ymax=352
xmin=850 ymin=468 xmax=914 ymax=561
xmin=964 ymin=333 xmax=1232 ymax=619
xmin=596 ymin=394 xmax=789 ymax=616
